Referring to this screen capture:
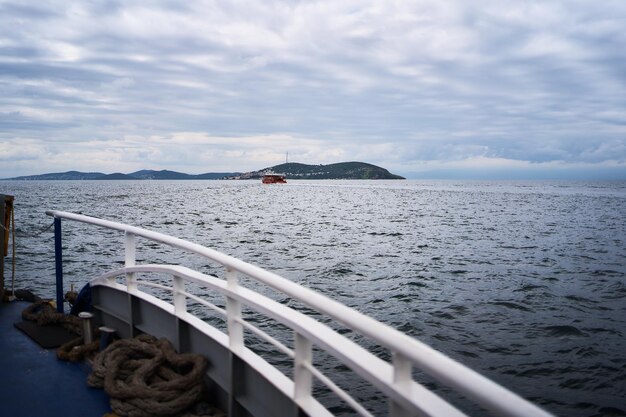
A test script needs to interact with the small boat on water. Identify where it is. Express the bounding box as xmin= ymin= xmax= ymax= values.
xmin=262 ymin=173 xmax=287 ymax=184
xmin=0 ymin=199 xmax=554 ymax=416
